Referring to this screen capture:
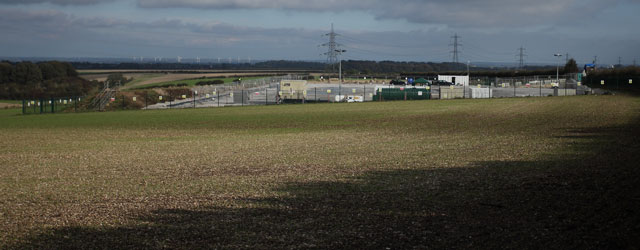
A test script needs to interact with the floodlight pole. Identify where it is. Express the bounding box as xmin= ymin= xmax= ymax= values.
xmin=554 ymin=54 xmax=563 ymax=90
xmin=335 ymin=49 xmax=346 ymax=102
xmin=339 ymin=59 xmax=342 ymax=98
